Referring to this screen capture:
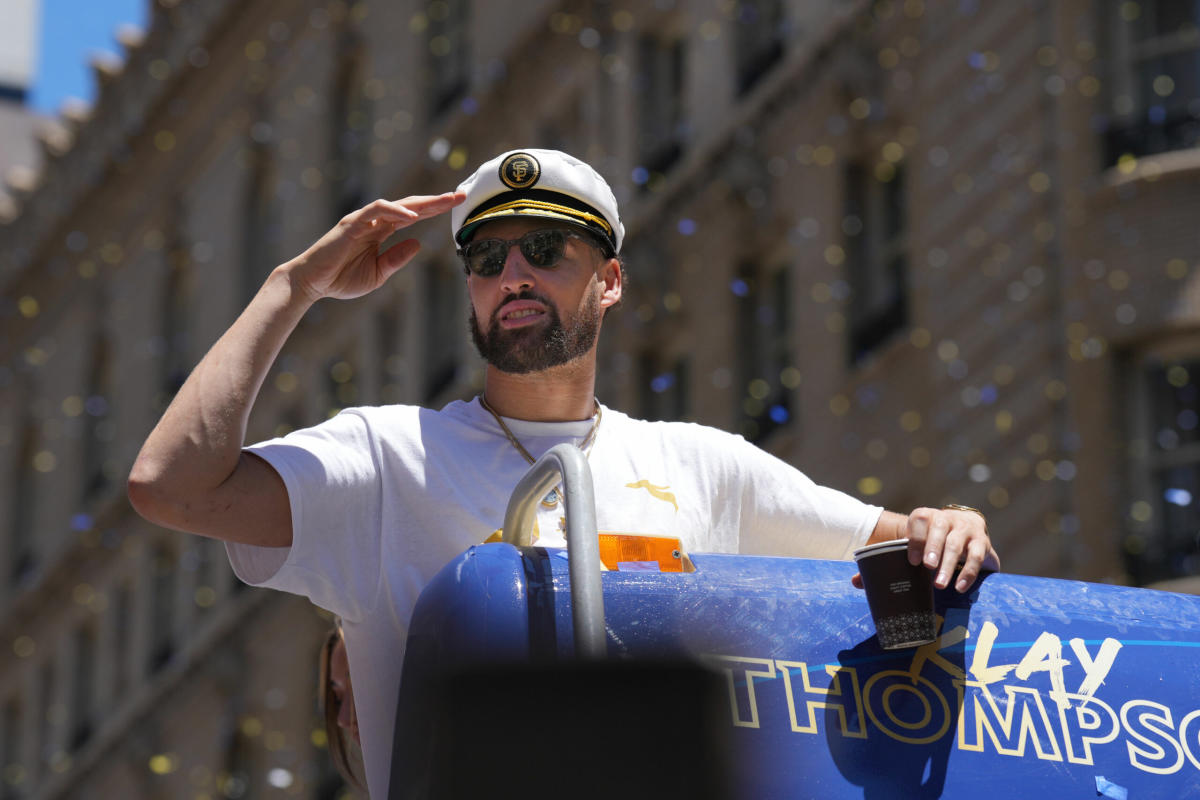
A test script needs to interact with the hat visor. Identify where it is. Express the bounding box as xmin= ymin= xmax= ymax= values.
xmin=455 ymin=201 xmax=614 ymax=251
